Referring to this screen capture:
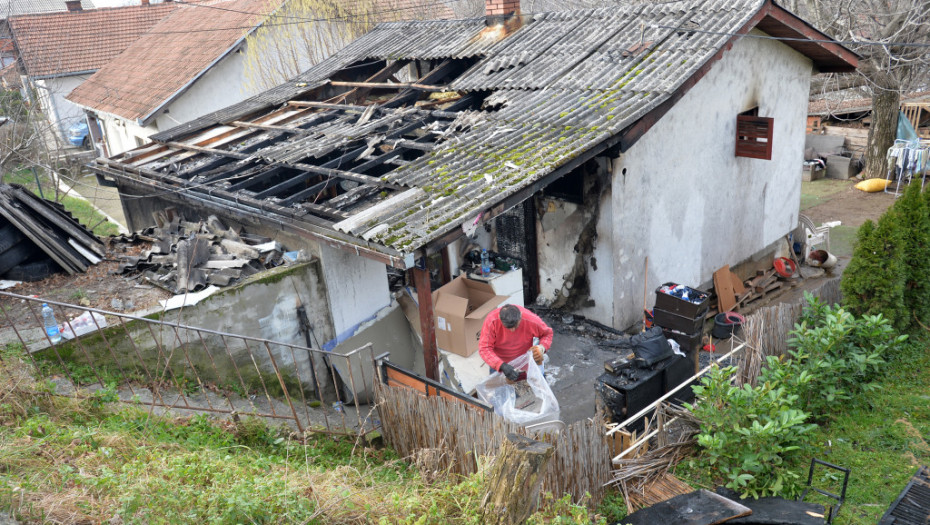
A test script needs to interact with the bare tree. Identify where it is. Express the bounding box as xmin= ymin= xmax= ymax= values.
xmin=242 ymin=0 xmax=478 ymax=91
xmin=0 ymin=87 xmax=83 ymax=202
xmin=802 ymin=0 xmax=929 ymax=178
